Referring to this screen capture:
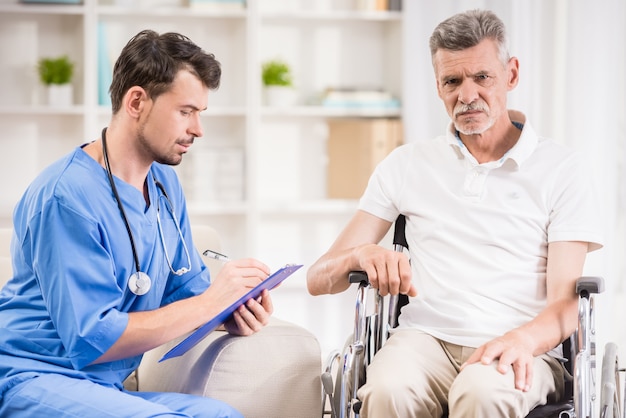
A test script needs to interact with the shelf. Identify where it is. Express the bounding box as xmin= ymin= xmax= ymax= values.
xmin=0 ymin=0 xmax=404 ymax=264
xmin=261 ymin=105 xmax=401 ymax=118
xmin=187 ymin=202 xmax=248 ymax=216
xmin=260 ymin=10 xmax=402 ymax=21
xmin=258 ymin=199 xmax=358 ymax=215
xmin=0 ymin=105 xmax=85 ymax=116
xmin=96 ymin=5 xmax=247 ymax=19
xmin=0 ymin=2 xmax=406 ymax=361
xmin=95 ymin=105 xmax=247 ymax=117
xmin=0 ymin=4 xmax=84 ymax=15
